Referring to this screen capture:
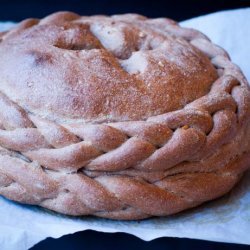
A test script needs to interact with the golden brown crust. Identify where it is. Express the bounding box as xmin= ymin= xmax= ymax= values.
xmin=0 ymin=12 xmax=217 ymax=122
xmin=0 ymin=11 xmax=249 ymax=220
